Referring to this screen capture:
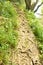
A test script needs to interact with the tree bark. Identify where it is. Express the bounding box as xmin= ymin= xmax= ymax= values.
xmin=25 ymin=0 xmax=39 ymax=12
xmin=34 ymin=2 xmax=43 ymax=13
xmin=25 ymin=0 xmax=31 ymax=10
